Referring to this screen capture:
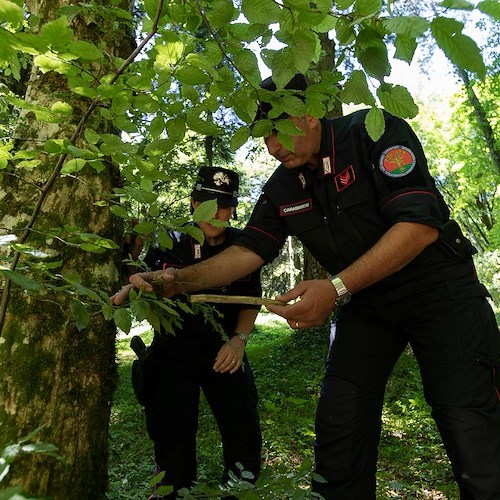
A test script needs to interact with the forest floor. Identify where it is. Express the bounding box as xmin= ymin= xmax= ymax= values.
xmin=108 ymin=313 xmax=458 ymax=499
